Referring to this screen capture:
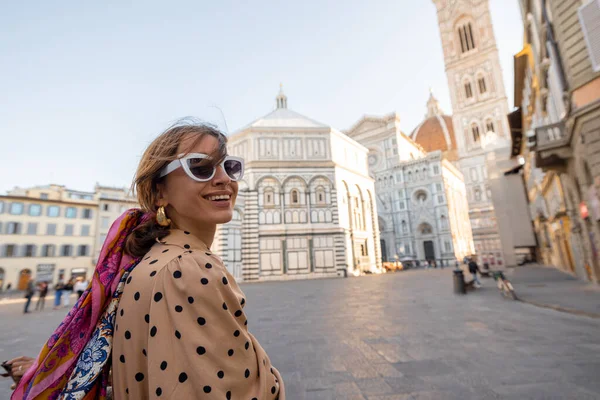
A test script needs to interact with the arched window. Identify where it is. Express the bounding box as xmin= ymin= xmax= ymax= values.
xmin=478 ymin=76 xmax=487 ymax=94
xmin=415 ymin=190 xmax=427 ymax=204
xmin=440 ymin=215 xmax=448 ymax=230
xmin=464 ymin=81 xmax=473 ymax=99
xmin=401 ymin=220 xmax=408 ymax=234
xmin=472 ymin=123 xmax=481 ymax=143
xmin=264 ymin=188 xmax=274 ymax=206
xmin=420 ymin=223 xmax=433 ymax=235
xmin=291 ymin=189 xmax=299 ymax=204
xmin=316 ymin=187 xmax=326 ymax=204
xmin=458 ymin=22 xmax=476 ymax=53
xmin=474 ymin=188 xmax=482 ymax=202
xmin=485 ymin=120 xmax=495 ymax=133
